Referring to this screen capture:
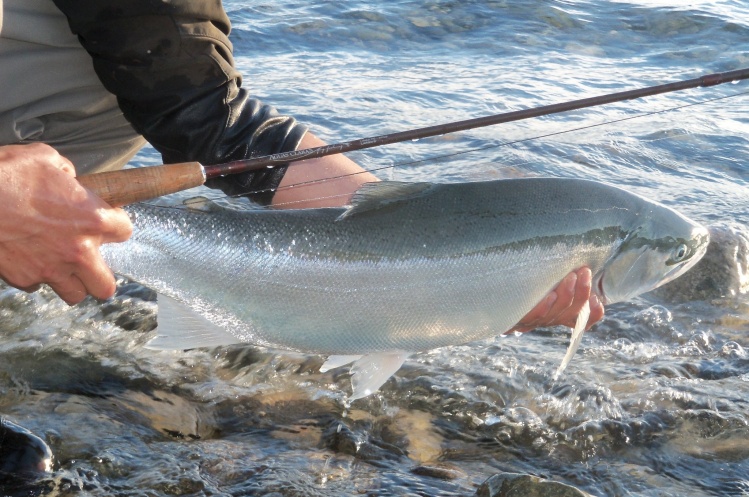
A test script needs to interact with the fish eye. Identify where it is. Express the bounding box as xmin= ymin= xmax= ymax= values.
xmin=672 ymin=243 xmax=689 ymax=262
